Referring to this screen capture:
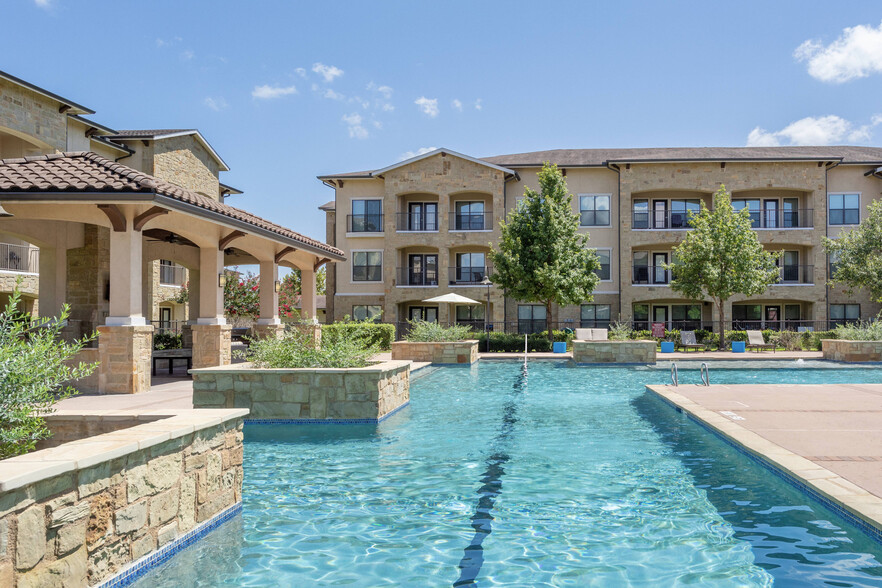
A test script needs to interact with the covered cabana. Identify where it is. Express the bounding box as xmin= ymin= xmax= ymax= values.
xmin=0 ymin=151 xmax=344 ymax=393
